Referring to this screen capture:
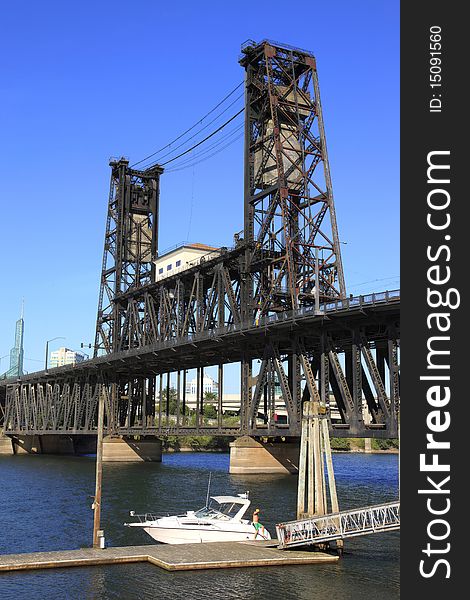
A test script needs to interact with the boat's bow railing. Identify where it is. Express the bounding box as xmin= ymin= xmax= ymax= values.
xmin=126 ymin=511 xmax=165 ymax=524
